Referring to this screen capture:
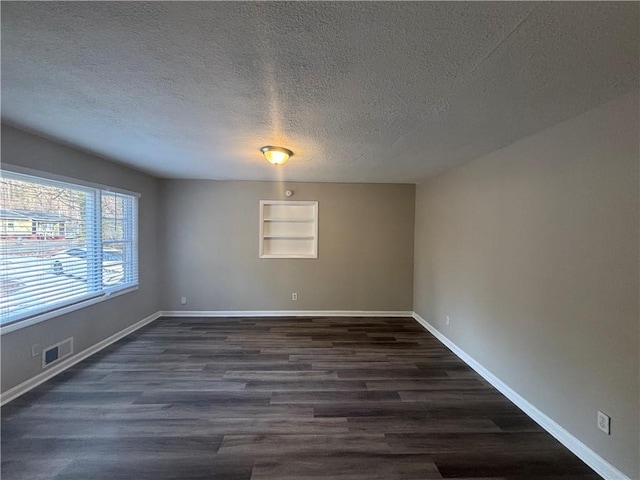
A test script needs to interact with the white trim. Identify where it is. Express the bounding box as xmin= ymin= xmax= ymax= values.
xmin=259 ymin=200 xmax=318 ymax=259
xmin=0 ymin=310 xmax=161 ymax=406
xmin=160 ymin=310 xmax=413 ymax=318
xmin=411 ymin=312 xmax=630 ymax=480
xmin=1 ymin=163 xmax=142 ymax=197
xmin=0 ymin=285 xmax=139 ymax=335
xmin=1 ymin=307 xmax=627 ymax=479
